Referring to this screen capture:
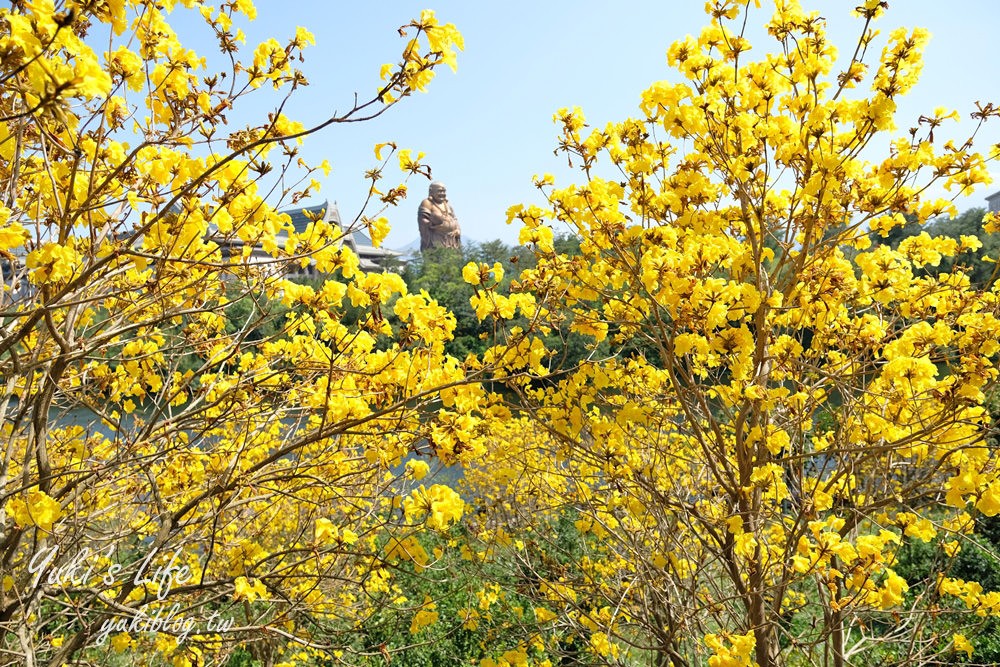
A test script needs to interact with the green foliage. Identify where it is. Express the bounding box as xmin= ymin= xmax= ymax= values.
xmin=403 ymin=246 xmax=486 ymax=358
xmin=225 ymin=649 xmax=263 ymax=667
xmin=223 ymin=285 xmax=290 ymax=343
xmin=401 ymin=237 xmax=599 ymax=370
xmin=926 ymin=207 xmax=1000 ymax=288
xmin=868 ymin=212 xmax=924 ymax=250
xmin=892 ymin=528 xmax=1000 ymax=663
xmin=350 ymin=527 xmax=556 ymax=667
xmin=871 ymin=207 xmax=1000 ymax=288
